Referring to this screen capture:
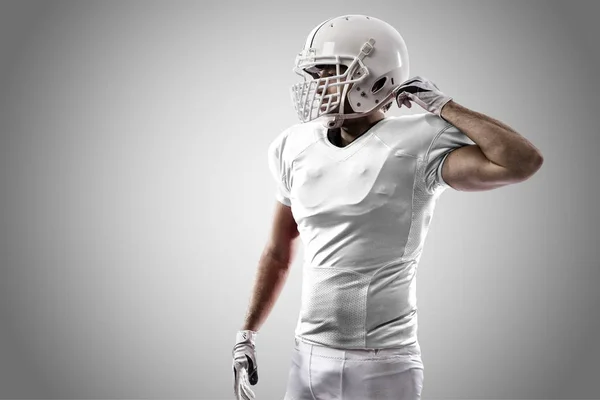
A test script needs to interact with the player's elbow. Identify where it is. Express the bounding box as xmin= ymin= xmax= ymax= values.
xmin=512 ymin=152 xmax=544 ymax=181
